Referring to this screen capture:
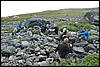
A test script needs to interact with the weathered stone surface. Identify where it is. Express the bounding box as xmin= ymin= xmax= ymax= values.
xmin=84 ymin=44 xmax=96 ymax=52
xmin=40 ymin=50 xmax=46 ymax=55
xmin=1 ymin=18 xmax=99 ymax=66
xmin=6 ymin=46 xmax=16 ymax=54
xmin=73 ymin=47 xmax=85 ymax=53
xmin=21 ymin=41 xmax=30 ymax=48
xmin=35 ymin=47 xmax=40 ymax=52
xmin=38 ymin=61 xmax=48 ymax=66
xmin=25 ymin=61 xmax=32 ymax=66
xmin=73 ymin=41 xmax=88 ymax=47
xmin=8 ymin=55 xmax=16 ymax=61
